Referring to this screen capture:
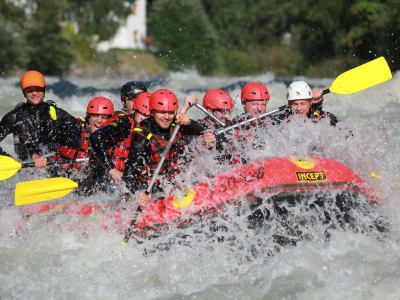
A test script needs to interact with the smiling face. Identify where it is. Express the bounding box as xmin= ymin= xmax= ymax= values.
xmin=289 ymin=99 xmax=312 ymax=117
xmin=24 ymin=86 xmax=45 ymax=106
xmin=87 ymin=114 xmax=112 ymax=133
xmin=152 ymin=110 xmax=176 ymax=129
xmin=243 ymin=100 xmax=267 ymax=118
